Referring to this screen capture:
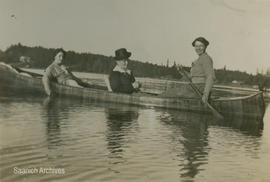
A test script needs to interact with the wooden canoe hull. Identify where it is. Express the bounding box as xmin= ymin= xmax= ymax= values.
xmin=0 ymin=63 xmax=265 ymax=120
